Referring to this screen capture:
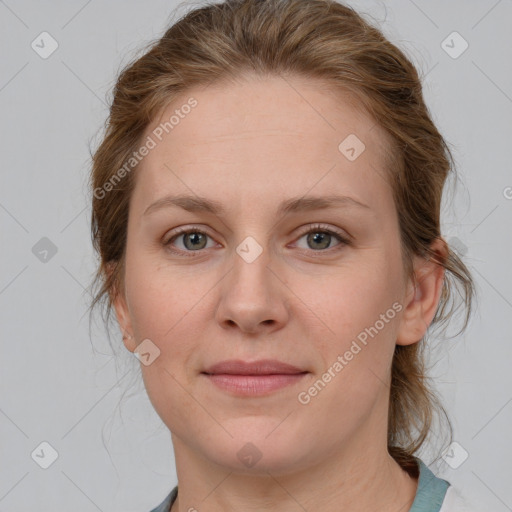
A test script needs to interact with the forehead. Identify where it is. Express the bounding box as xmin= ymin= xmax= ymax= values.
xmin=132 ymin=74 xmax=395 ymax=214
